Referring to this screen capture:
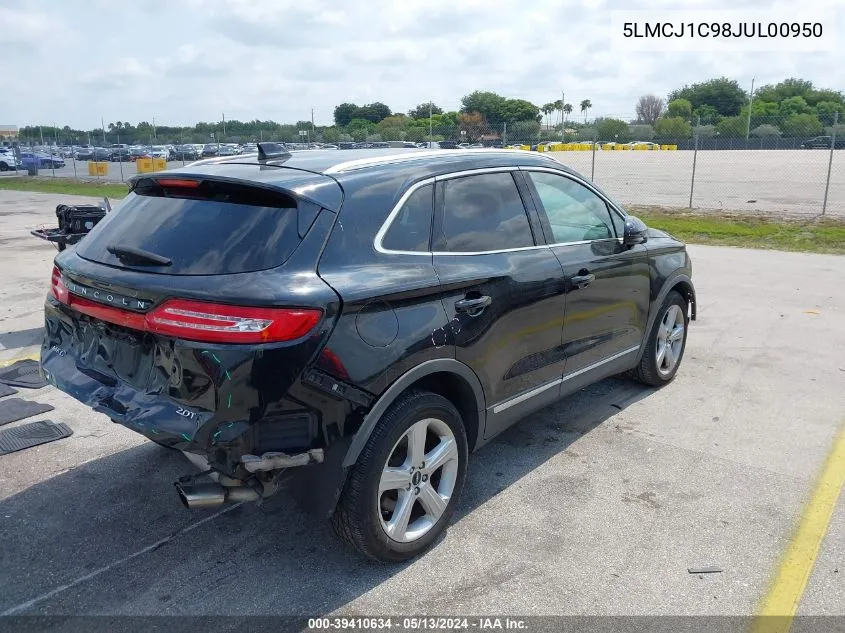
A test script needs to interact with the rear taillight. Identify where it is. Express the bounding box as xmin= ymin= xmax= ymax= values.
xmin=50 ymin=266 xmax=69 ymax=304
xmin=145 ymin=299 xmax=322 ymax=344
xmin=52 ymin=276 xmax=321 ymax=344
